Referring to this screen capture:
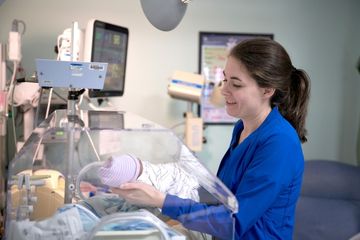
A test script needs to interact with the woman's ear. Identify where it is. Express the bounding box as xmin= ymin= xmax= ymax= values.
xmin=263 ymin=88 xmax=275 ymax=98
